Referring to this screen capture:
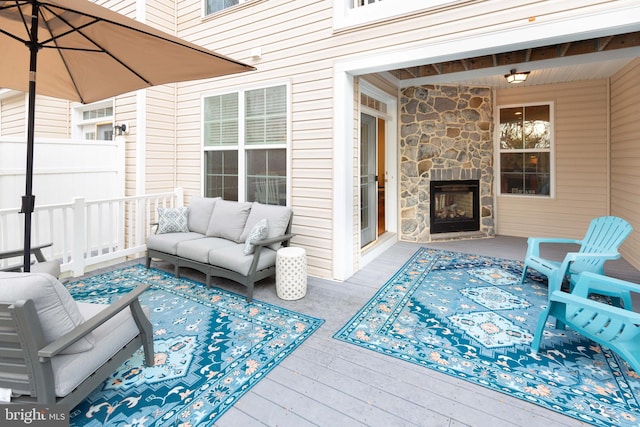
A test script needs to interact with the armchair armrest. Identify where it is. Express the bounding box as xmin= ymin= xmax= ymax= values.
xmin=0 ymin=242 xmax=53 ymax=261
xmin=550 ymin=251 xmax=620 ymax=291
xmin=247 ymin=234 xmax=296 ymax=276
xmin=0 ymin=242 xmax=53 ymax=268
xmin=558 ymin=250 xmax=620 ymax=275
xmin=38 ymin=283 xmax=151 ymax=359
xmin=571 ymin=271 xmax=640 ymax=299
xmin=253 ymin=233 xmax=296 ymax=248
xmin=525 ymin=237 xmax=582 ymax=258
